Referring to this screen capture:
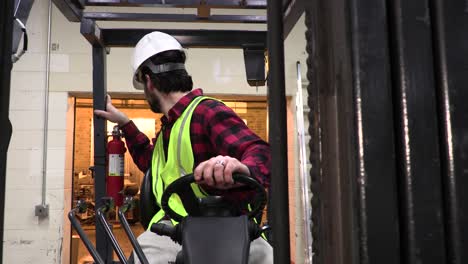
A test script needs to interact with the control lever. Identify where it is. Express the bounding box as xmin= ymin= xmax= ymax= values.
xmin=118 ymin=196 xmax=149 ymax=264
xmin=151 ymin=222 xmax=181 ymax=244
xmin=249 ymin=222 xmax=272 ymax=241
xmin=96 ymin=197 xmax=128 ymax=264
xmin=68 ymin=199 xmax=104 ymax=264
